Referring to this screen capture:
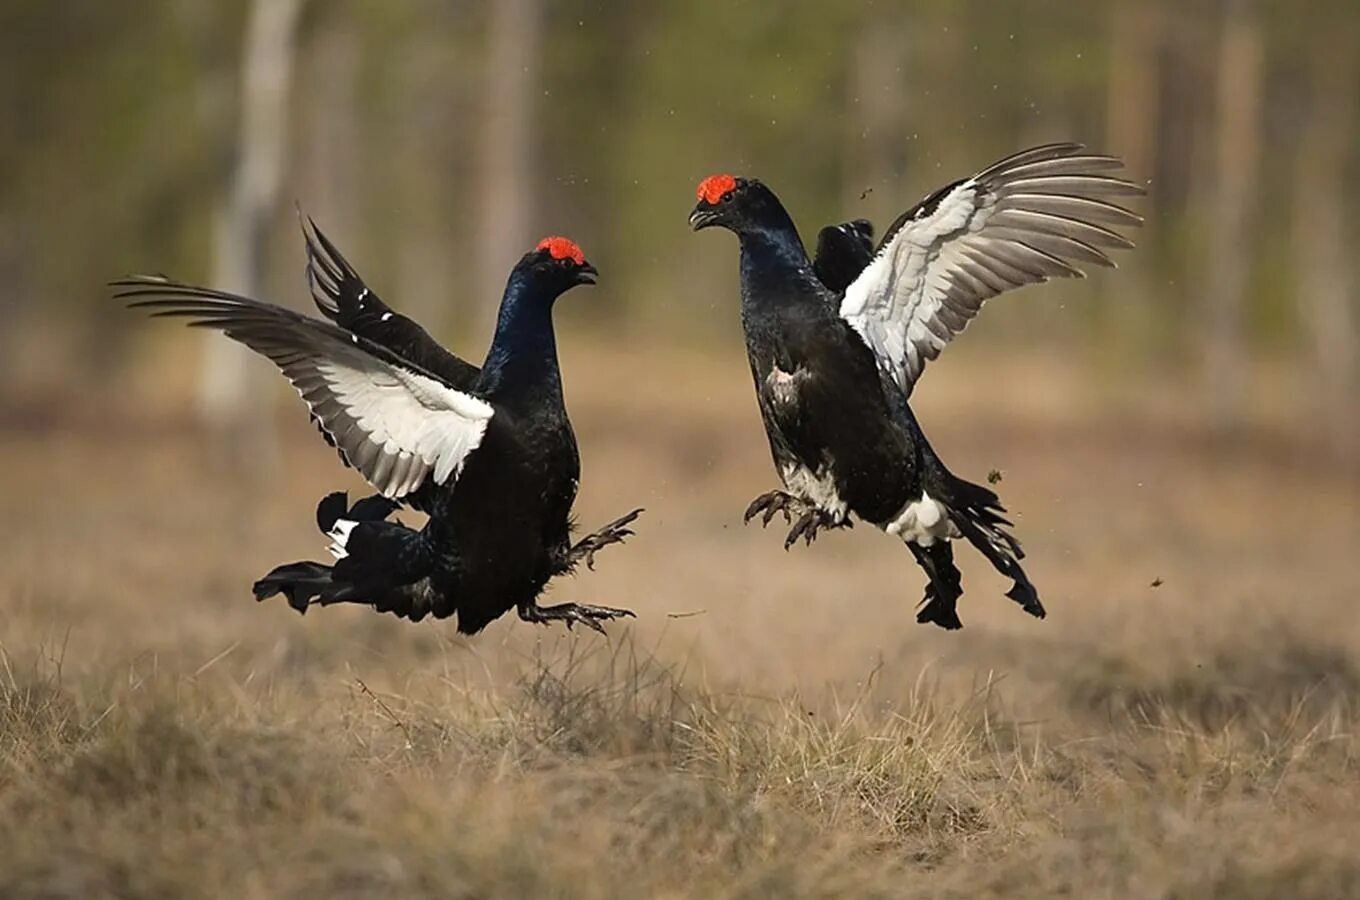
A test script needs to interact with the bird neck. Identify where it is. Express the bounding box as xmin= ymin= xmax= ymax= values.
xmin=479 ymin=271 xmax=563 ymax=402
xmin=737 ymin=211 xmax=817 ymax=309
